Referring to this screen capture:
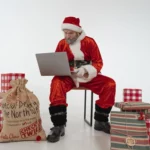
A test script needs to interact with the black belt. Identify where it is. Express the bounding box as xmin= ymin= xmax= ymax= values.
xmin=69 ymin=60 xmax=91 ymax=68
